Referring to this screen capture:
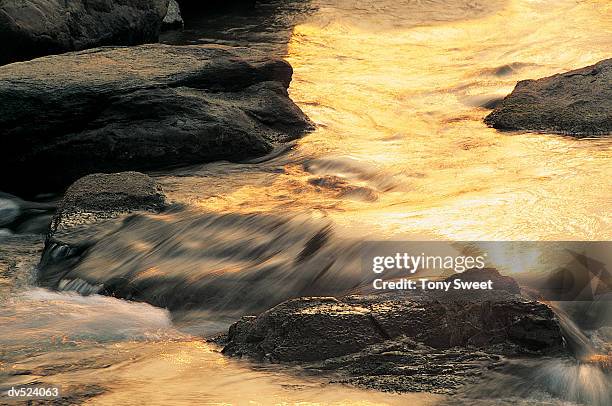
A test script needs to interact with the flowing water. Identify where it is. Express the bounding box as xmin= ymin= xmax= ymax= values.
xmin=1 ymin=0 xmax=611 ymax=404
